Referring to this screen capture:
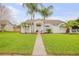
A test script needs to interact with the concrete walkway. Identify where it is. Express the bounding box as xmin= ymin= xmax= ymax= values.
xmin=32 ymin=33 xmax=47 ymax=56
